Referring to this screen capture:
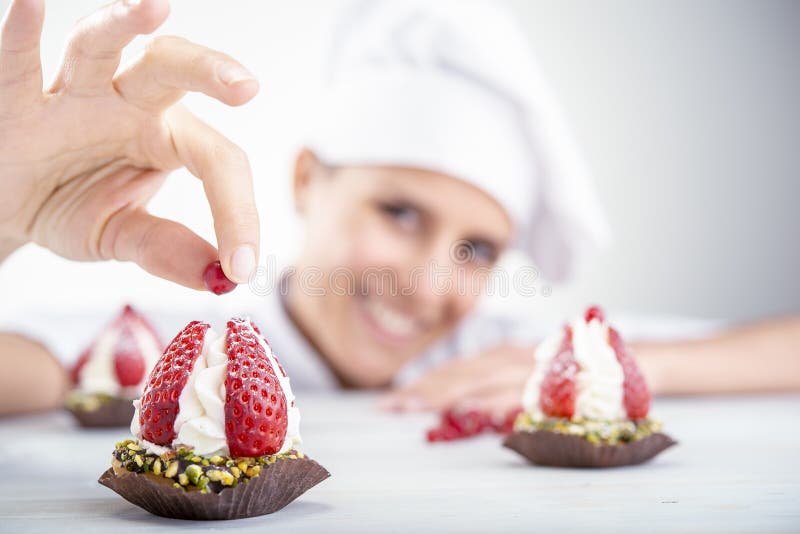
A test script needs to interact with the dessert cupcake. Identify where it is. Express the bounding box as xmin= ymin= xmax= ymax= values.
xmin=66 ymin=305 xmax=163 ymax=427
xmin=504 ymin=306 xmax=676 ymax=467
xmin=99 ymin=318 xmax=329 ymax=520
